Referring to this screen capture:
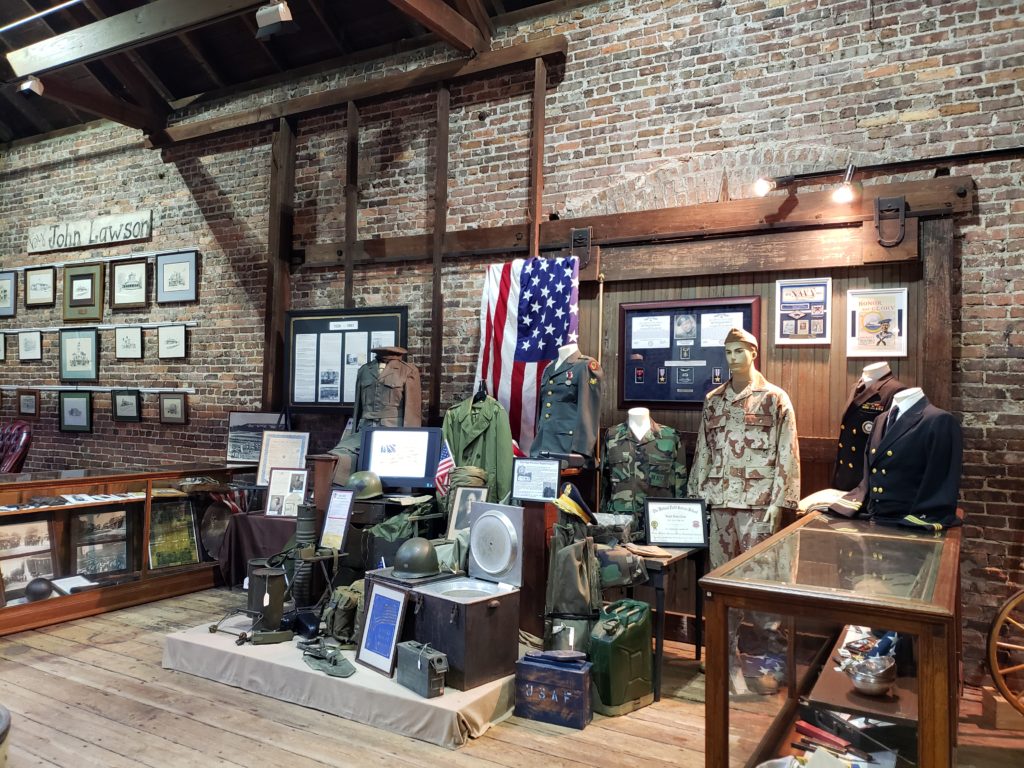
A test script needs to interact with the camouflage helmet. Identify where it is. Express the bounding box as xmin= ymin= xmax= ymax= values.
xmin=346 ymin=470 xmax=382 ymax=500
xmin=392 ymin=537 xmax=440 ymax=579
